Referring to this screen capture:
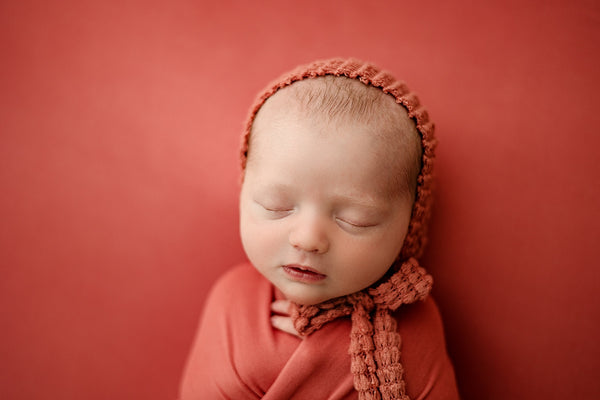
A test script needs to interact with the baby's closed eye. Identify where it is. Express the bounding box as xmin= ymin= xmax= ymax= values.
xmin=334 ymin=208 xmax=381 ymax=230
xmin=255 ymin=201 xmax=294 ymax=218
